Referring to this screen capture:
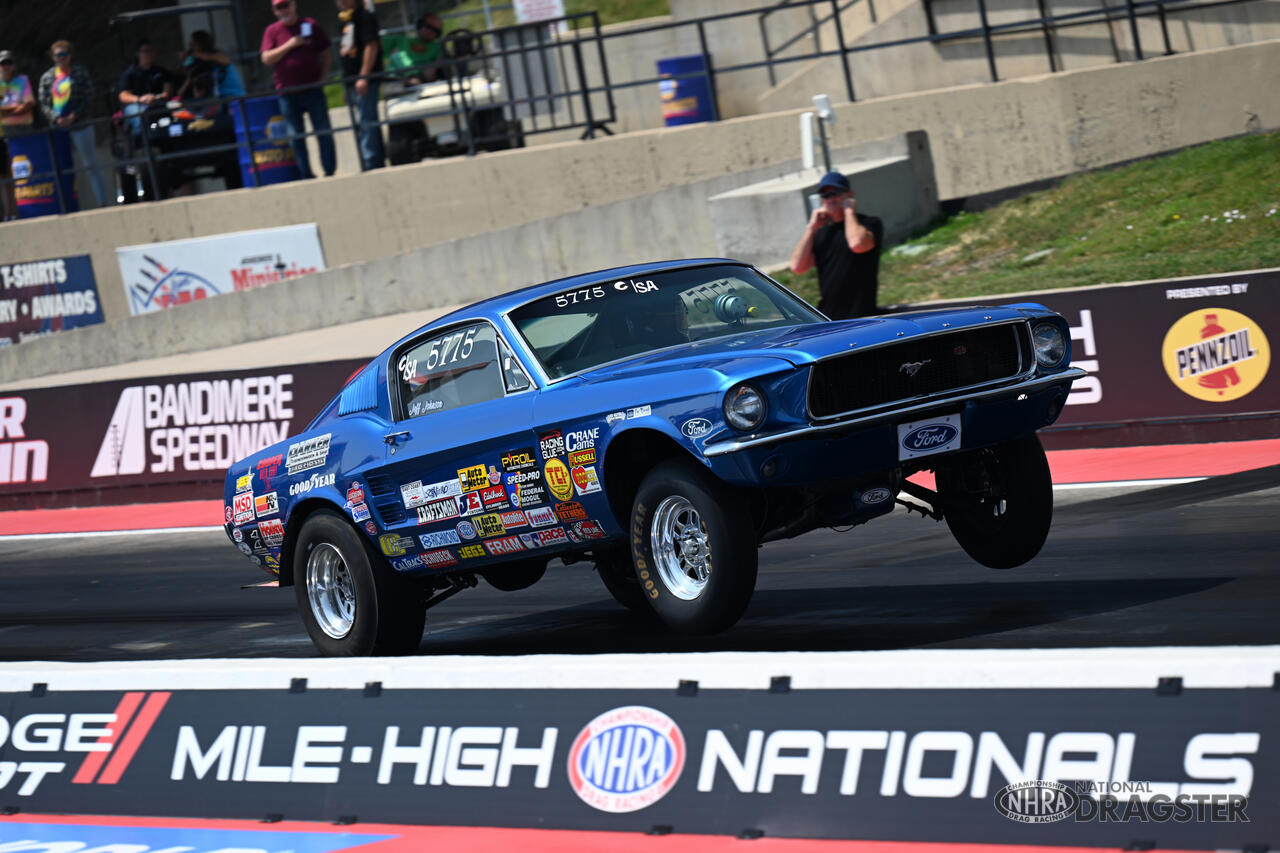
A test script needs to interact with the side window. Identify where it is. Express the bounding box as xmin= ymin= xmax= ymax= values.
xmin=498 ymin=338 xmax=532 ymax=392
xmin=395 ymin=322 xmax=506 ymax=420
